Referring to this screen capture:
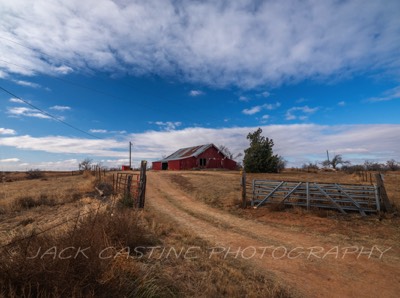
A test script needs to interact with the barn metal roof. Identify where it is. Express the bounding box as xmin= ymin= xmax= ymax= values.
xmin=155 ymin=143 xmax=226 ymax=162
